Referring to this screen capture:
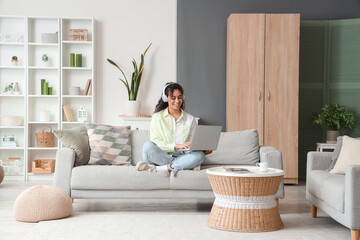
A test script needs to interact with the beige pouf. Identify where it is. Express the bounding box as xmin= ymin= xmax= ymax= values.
xmin=14 ymin=185 xmax=72 ymax=222
xmin=0 ymin=166 xmax=4 ymax=184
